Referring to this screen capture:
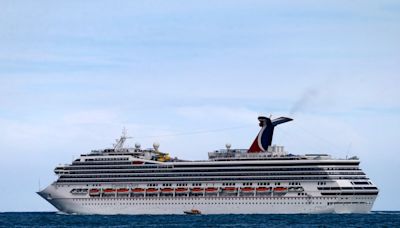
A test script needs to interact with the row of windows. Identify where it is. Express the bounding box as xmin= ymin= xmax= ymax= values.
xmin=84 ymin=157 xmax=129 ymax=162
xmin=80 ymin=201 xmax=327 ymax=206
xmin=71 ymin=161 xmax=133 ymax=166
xmin=60 ymin=172 xmax=365 ymax=179
xmin=321 ymin=192 xmax=378 ymax=196
xmin=72 ymin=196 xmax=375 ymax=201
xmin=352 ymin=181 xmax=371 ymax=185
xmin=216 ymin=183 xmax=282 ymax=187
xmin=57 ymin=176 xmax=367 ymax=183
xmin=327 ymin=202 xmax=372 ymax=205
xmin=76 ymin=198 xmax=374 ymax=206
xmin=139 ymin=182 xmax=288 ymax=187
xmin=69 ymin=161 xmax=360 ymax=167
xmin=64 ymin=182 xmax=304 ymax=188
xmin=222 ymin=183 xmax=236 ymax=186
xmin=63 ymin=172 xmax=366 ymax=180
xmin=140 ymin=162 xmax=360 ymax=168
xmin=64 ymin=166 xmax=361 ymax=172
xmin=318 ymin=186 xmax=378 ymax=191
xmin=94 ymin=192 xmax=284 ymax=198
xmin=61 ymin=170 xmax=365 ymax=178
